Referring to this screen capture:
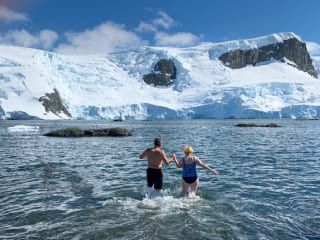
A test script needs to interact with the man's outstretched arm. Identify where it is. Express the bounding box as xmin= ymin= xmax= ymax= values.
xmin=161 ymin=151 xmax=174 ymax=165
